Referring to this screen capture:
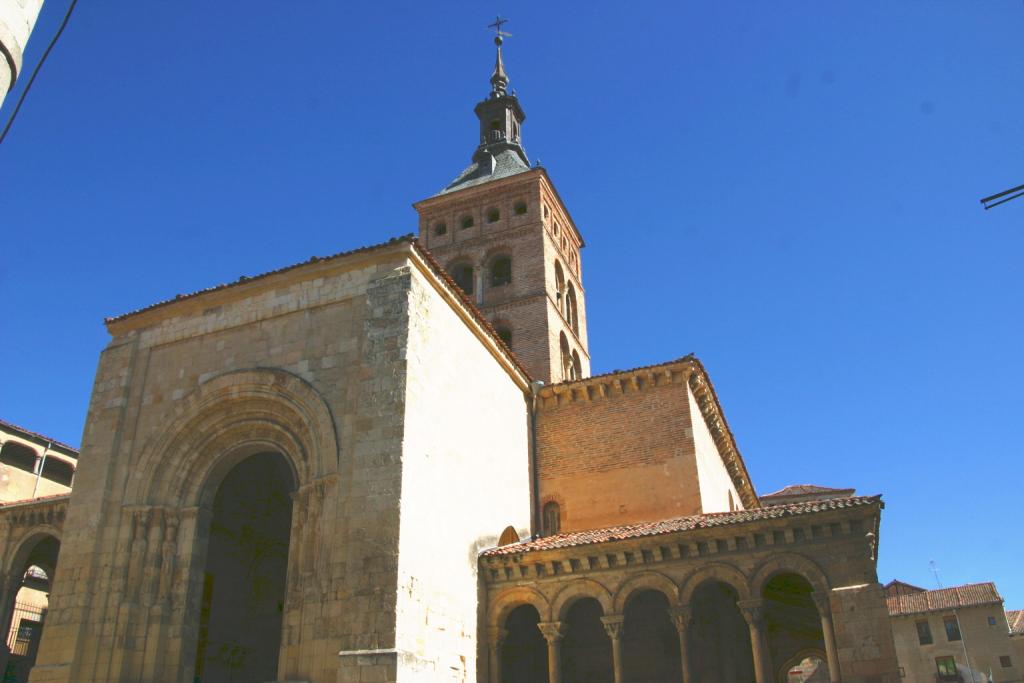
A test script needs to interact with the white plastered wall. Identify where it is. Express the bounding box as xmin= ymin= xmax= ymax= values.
xmin=395 ymin=266 xmax=531 ymax=682
xmin=687 ymin=384 xmax=743 ymax=513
